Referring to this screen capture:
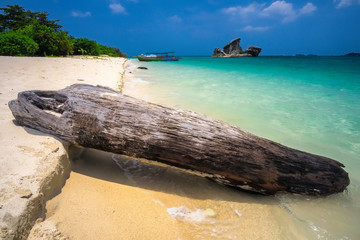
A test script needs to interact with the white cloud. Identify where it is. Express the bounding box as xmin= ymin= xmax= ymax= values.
xmin=262 ymin=1 xmax=316 ymax=22
xmin=168 ymin=15 xmax=183 ymax=23
xmin=299 ymin=3 xmax=317 ymax=14
xmin=109 ymin=3 xmax=126 ymax=14
xmin=241 ymin=25 xmax=270 ymax=31
xmin=221 ymin=3 xmax=264 ymax=16
xmin=334 ymin=0 xmax=360 ymax=8
xmin=262 ymin=1 xmax=296 ymax=17
xmin=221 ymin=1 xmax=317 ymax=23
xmin=71 ymin=10 xmax=91 ymax=17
